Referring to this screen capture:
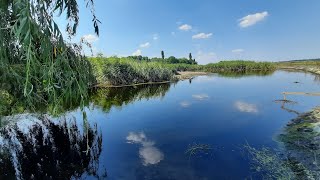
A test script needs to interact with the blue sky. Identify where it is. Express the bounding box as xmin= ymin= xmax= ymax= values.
xmin=61 ymin=0 xmax=320 ymax=64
